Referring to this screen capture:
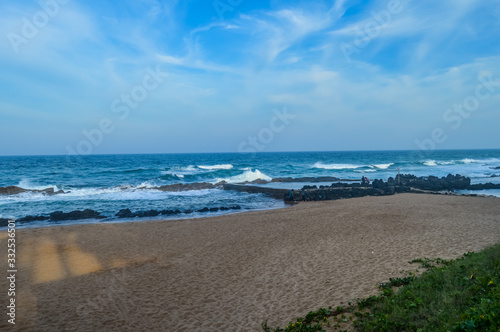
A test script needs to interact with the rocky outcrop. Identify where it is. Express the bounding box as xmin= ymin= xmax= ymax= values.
xmin=235 ymin=176 xmax=358 ymax=184
xmin=388 ymin=174 xmax=470 ymax=191
xmin=285 ymin=185 xmax=395 ymax=202
xmin=271 ymin=176 xmax=342 ymax=183
xmin=115 ymin=208 xmax=181 ymax=218
xmin=222 ymin=184 xmax=289 ymax=199
xmin=285 ymin=174 xmax=497 ymax=202
xmin=153 ymin=182 xmax=224 ymax=192
xmin=0 ymin=186 xmax=64 ymax=196
xmin=466 ymin=183 xmax=500 ymax=190
xmin=114 ymin=205 xmax=242 ymax=219
xmin=18 ymin=215 xmax=50 ymax=223
xmin=49 ymin=209 xmax=106 ymax=221
xmin=9 ymin=204 xmax=244 ymax=224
